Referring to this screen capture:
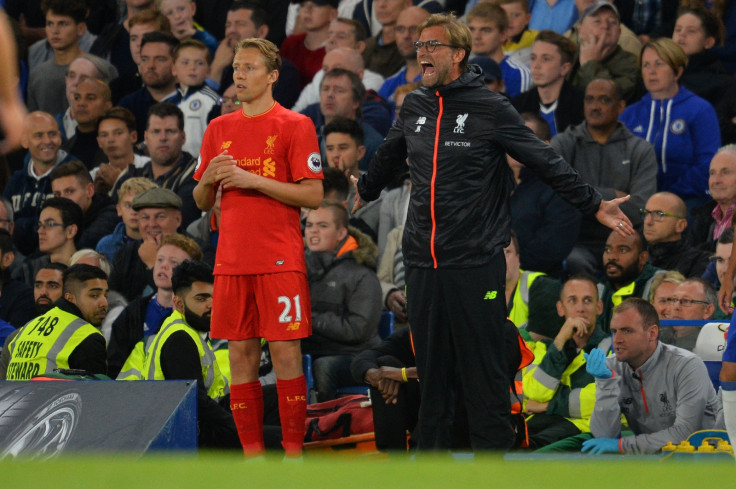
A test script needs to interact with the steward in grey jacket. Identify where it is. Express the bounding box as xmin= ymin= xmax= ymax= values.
xmin=591 ymin=342 xmax=723 ymax=453
xmin=551 ymin=121 xmax=657 ymax=247
xmin=302 ymin=227 xmax=382 ymax=357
